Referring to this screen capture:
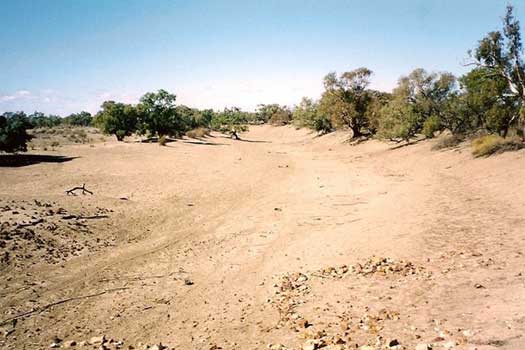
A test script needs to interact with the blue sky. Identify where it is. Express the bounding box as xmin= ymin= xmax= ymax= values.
xmin=0 ymin=0 xmax=521 ymax=115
